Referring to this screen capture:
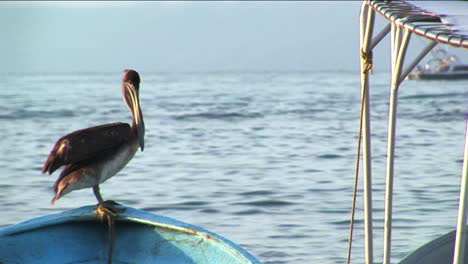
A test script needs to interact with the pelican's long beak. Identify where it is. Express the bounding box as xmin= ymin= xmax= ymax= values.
xmin=124 ymin=82 xmax=145 ymax=151
xmin=135 ymin=103 xmax=145 ymax=151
